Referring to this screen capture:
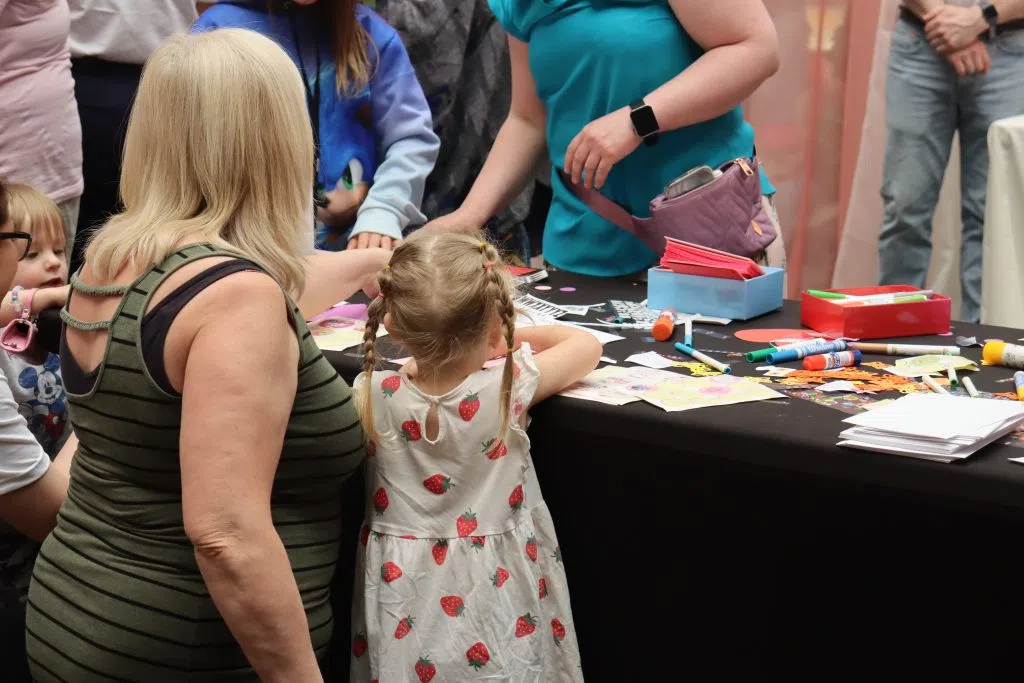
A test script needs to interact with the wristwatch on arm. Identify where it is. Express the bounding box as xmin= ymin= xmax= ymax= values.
xmin=629 ymin=99 xmax=660 ymax=147
xmin=980 ymin=1 xmax=999 ymax=39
